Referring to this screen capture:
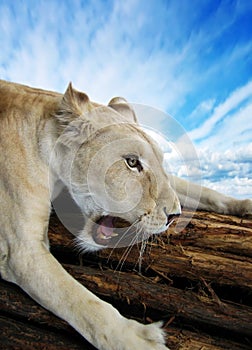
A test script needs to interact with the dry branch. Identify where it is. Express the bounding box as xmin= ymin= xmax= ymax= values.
xmin=96 ymin=211 xmax=252 ymax=288
xmin=0 ymin=210 xmax=251 ymax=349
